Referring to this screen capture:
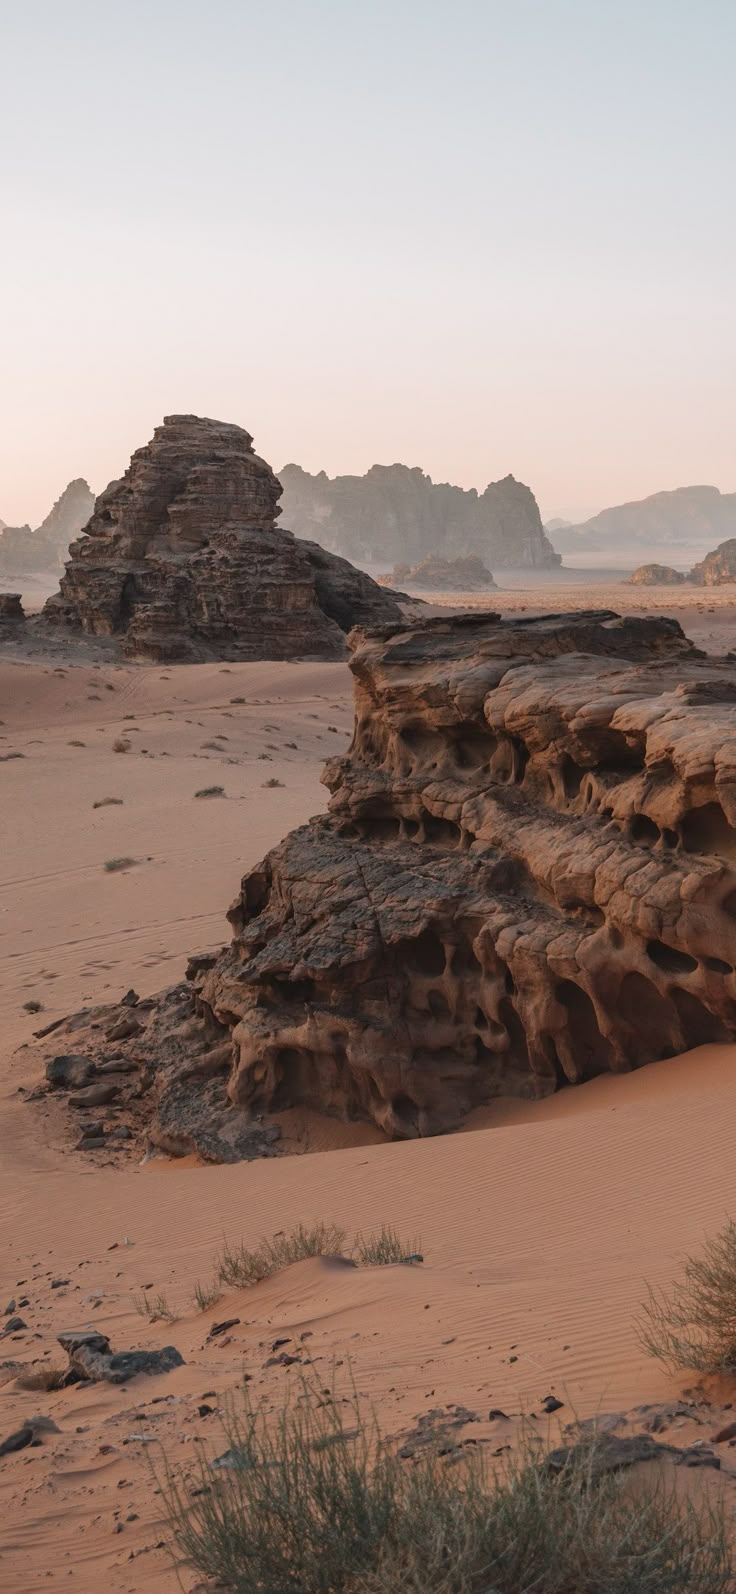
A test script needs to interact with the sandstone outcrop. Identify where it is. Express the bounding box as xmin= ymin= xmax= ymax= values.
xmin=29 ymin=609 xmax=736 ymax=1156
xmin=43 ymin=416 xmax=403 ymax=661
xmin=629 ymin=564 xmax=687 ymax=586
xmin=0 ymin=480 xmax=94 ymax=574
xmin=690 ymin=539 xmax=736 ymax=586
xmin=279 ymin=461 xmax=560 ymax=569
xmin=381 ymin=555 xmax=497 ymax=591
